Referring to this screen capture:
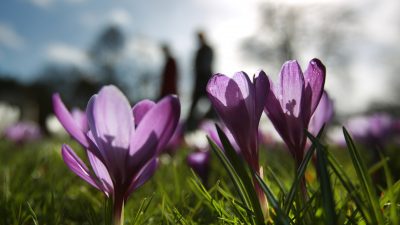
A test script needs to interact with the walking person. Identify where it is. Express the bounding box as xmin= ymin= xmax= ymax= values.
xmin=159 ymin=44 xmax=178 ymax=98
xmin=186 ymin=31 xmax=214 ymax=131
